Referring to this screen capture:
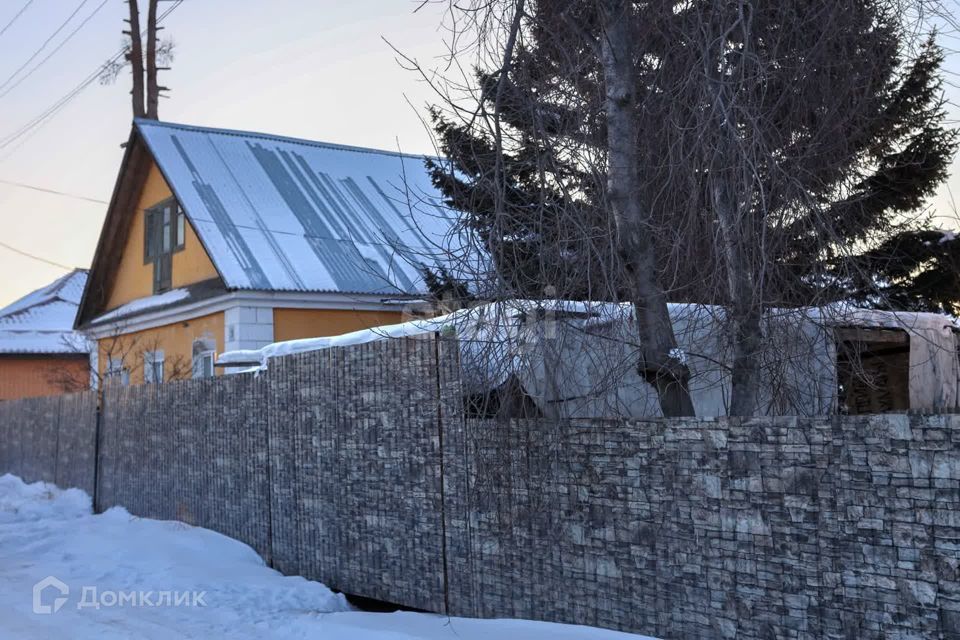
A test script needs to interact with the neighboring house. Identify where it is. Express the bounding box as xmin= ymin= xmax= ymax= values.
xmin=75 ymin=119 xmax=456 ymax=385
xmin=0 ymin=269 xmax=92 ymax=400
